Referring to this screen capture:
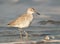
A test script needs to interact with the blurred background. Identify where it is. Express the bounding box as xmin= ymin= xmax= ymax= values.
xmin=0 ymin=0 xmax=60 ymax=43
xmin=0 ymin=0 xmax=60 ymax=27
